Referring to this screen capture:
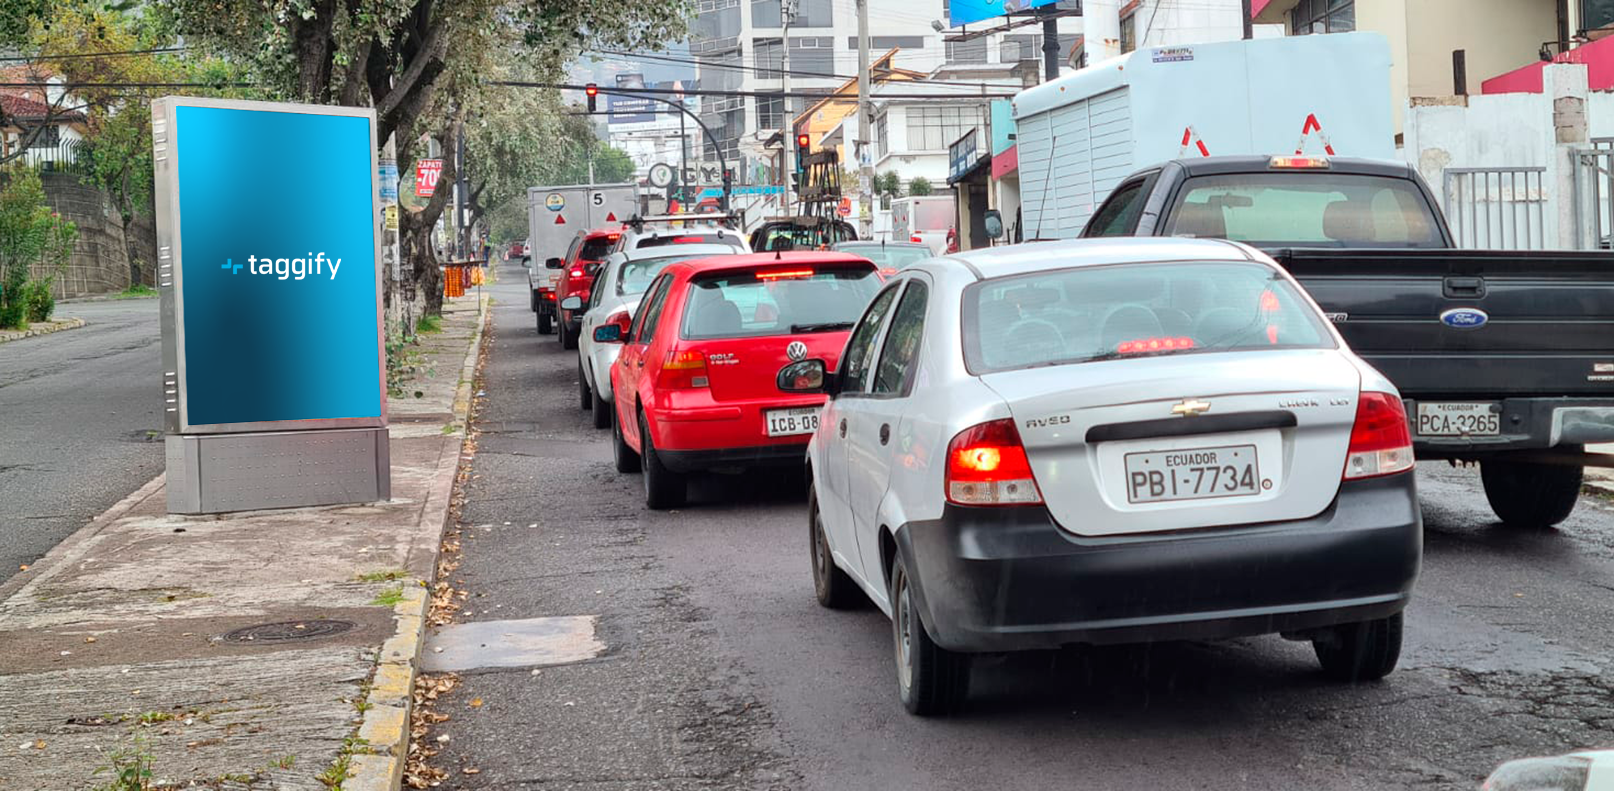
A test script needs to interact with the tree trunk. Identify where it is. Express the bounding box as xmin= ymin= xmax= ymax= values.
xmin=402 ymin=115 xmax=462 ymax=318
